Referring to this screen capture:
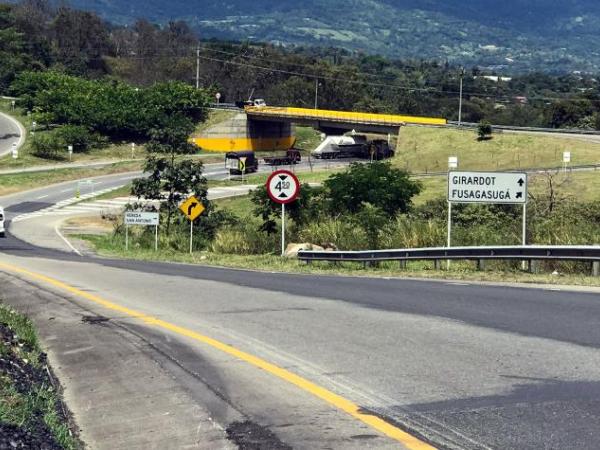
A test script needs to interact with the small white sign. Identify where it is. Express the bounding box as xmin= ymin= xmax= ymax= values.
xmin=448 ymin=156 xmax=458 ymax=169
xmin=563 ymin=151 xmax=571 ymax=163
xmin=125 ymin=211 xmax=159 ymax=226
xmin=448 ymin=171 xmax=527 ymax=204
